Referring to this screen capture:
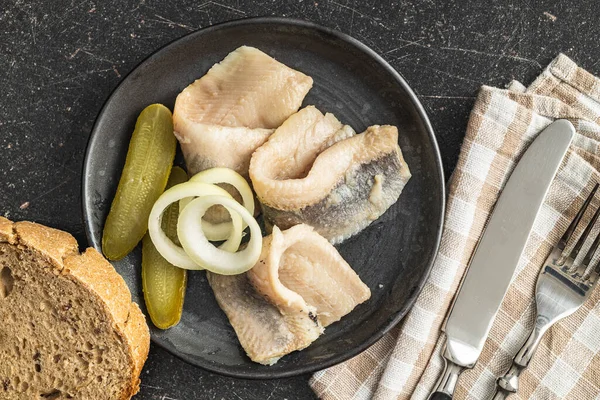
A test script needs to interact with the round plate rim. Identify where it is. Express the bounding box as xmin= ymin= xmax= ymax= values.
xmin=81 ymin=16 xmax=445 ymax=379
